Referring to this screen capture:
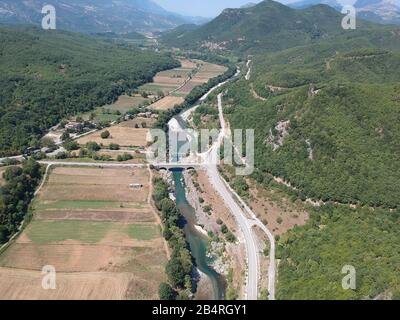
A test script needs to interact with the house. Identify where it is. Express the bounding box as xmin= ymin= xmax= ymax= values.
xmin=65 ymin=121 xmax=83 ymax=130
